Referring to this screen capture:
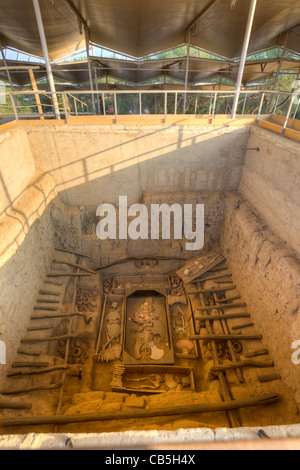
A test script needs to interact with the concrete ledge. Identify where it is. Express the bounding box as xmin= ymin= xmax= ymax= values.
xmin=1 ymin=424 xmax=300 ymax=449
